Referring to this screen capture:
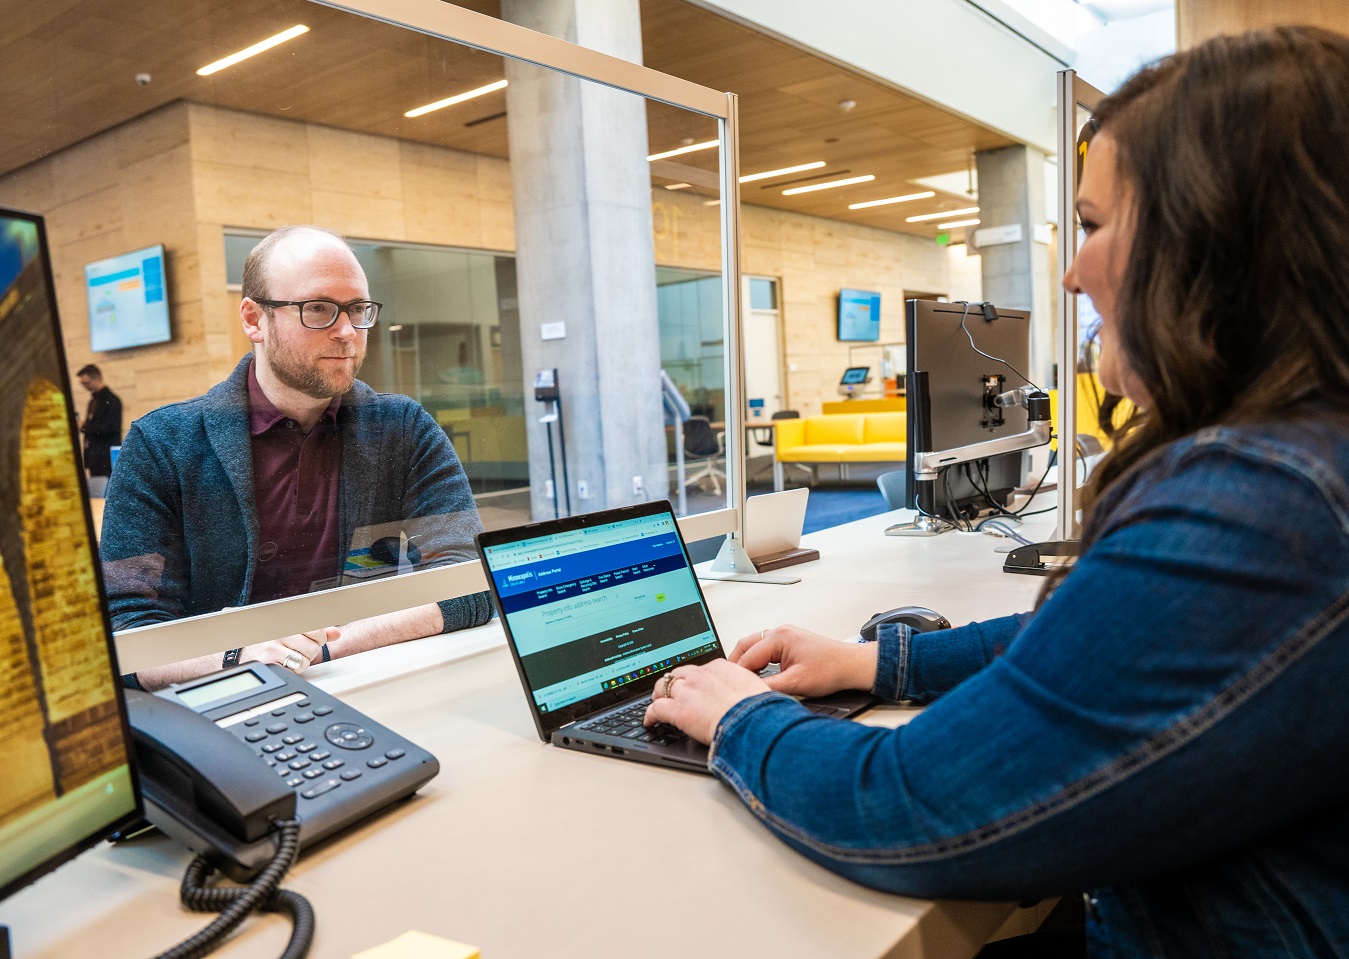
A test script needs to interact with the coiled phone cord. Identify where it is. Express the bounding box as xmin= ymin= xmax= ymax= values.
xmin=152 ymin=820 xmax=315 ymax=959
